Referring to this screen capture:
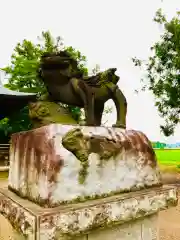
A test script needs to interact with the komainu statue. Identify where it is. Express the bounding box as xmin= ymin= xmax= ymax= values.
xmin=37 ymin=51 xmax=127 ymax=128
